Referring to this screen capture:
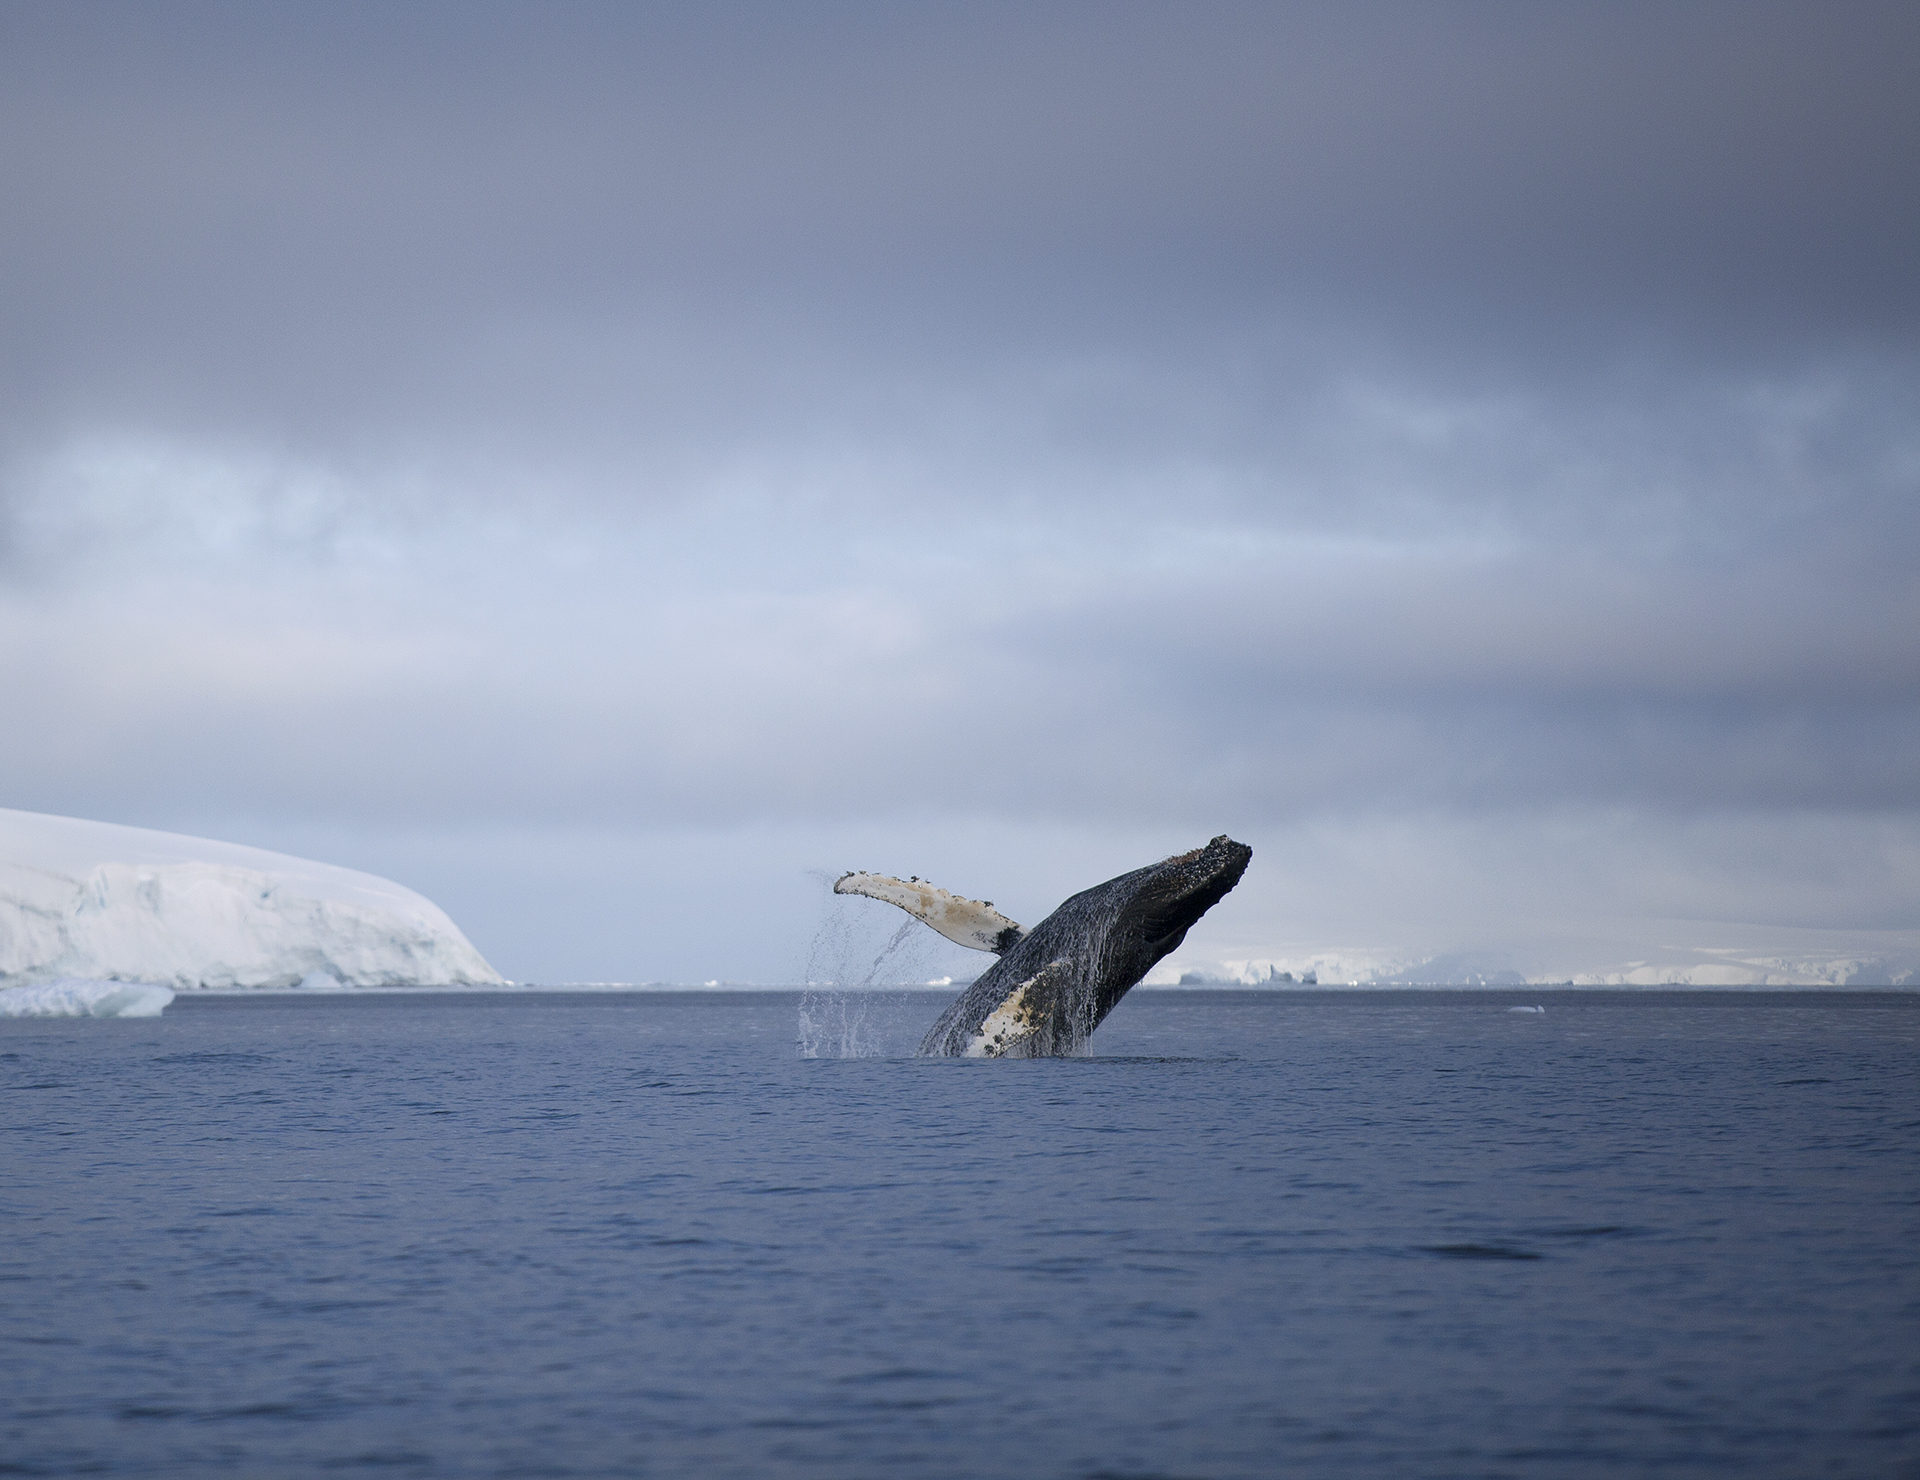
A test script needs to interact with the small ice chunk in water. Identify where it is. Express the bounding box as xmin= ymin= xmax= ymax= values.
xmin=0 ymin=979 xmax=175 ymax=1017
